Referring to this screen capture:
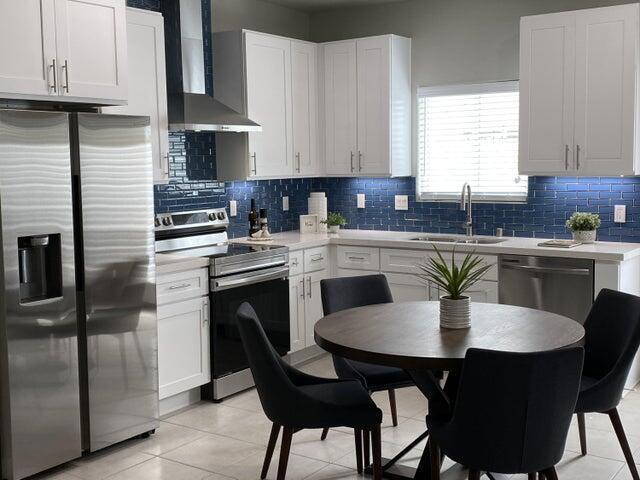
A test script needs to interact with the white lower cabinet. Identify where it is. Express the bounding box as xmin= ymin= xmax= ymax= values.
xmin=304 ymin=269 xmax=329 ymax=347
xmin=430 ymin=280 xmax=499 ymax=304
xmin=385 ymin=272 xmax=429 ymax=302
